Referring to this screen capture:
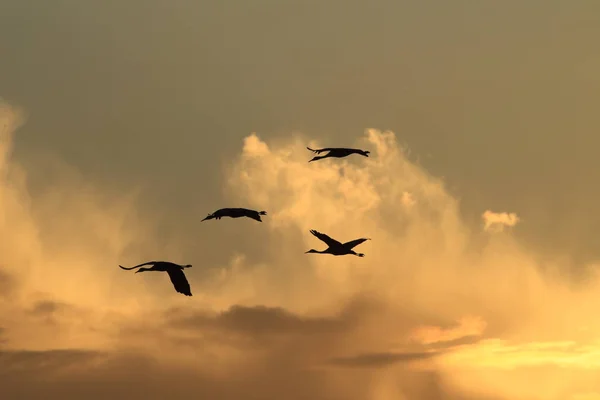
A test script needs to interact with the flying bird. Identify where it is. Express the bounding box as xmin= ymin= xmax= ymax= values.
xmin=306 ymin=147 xmax=370 ymax=162
xmin=305 ymin=229 xmax=371 ymax=257
xmin=119 ymin=261 xmax=193 ymax=296
xmin=201 ymin=207 xmax=267 ymax=222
